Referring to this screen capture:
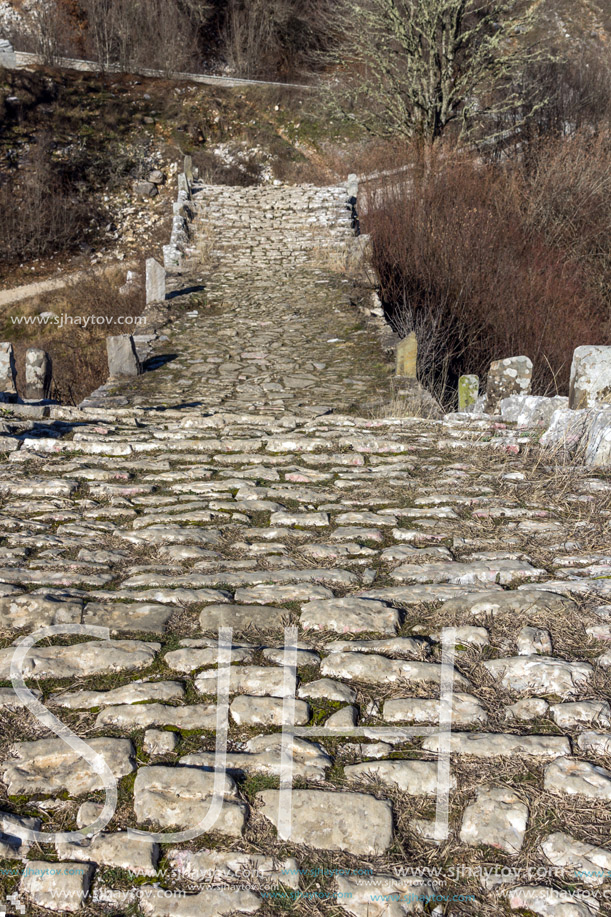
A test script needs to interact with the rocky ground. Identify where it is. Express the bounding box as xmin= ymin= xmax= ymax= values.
xmin=0 ymin=181 xmax=609 ymax=917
